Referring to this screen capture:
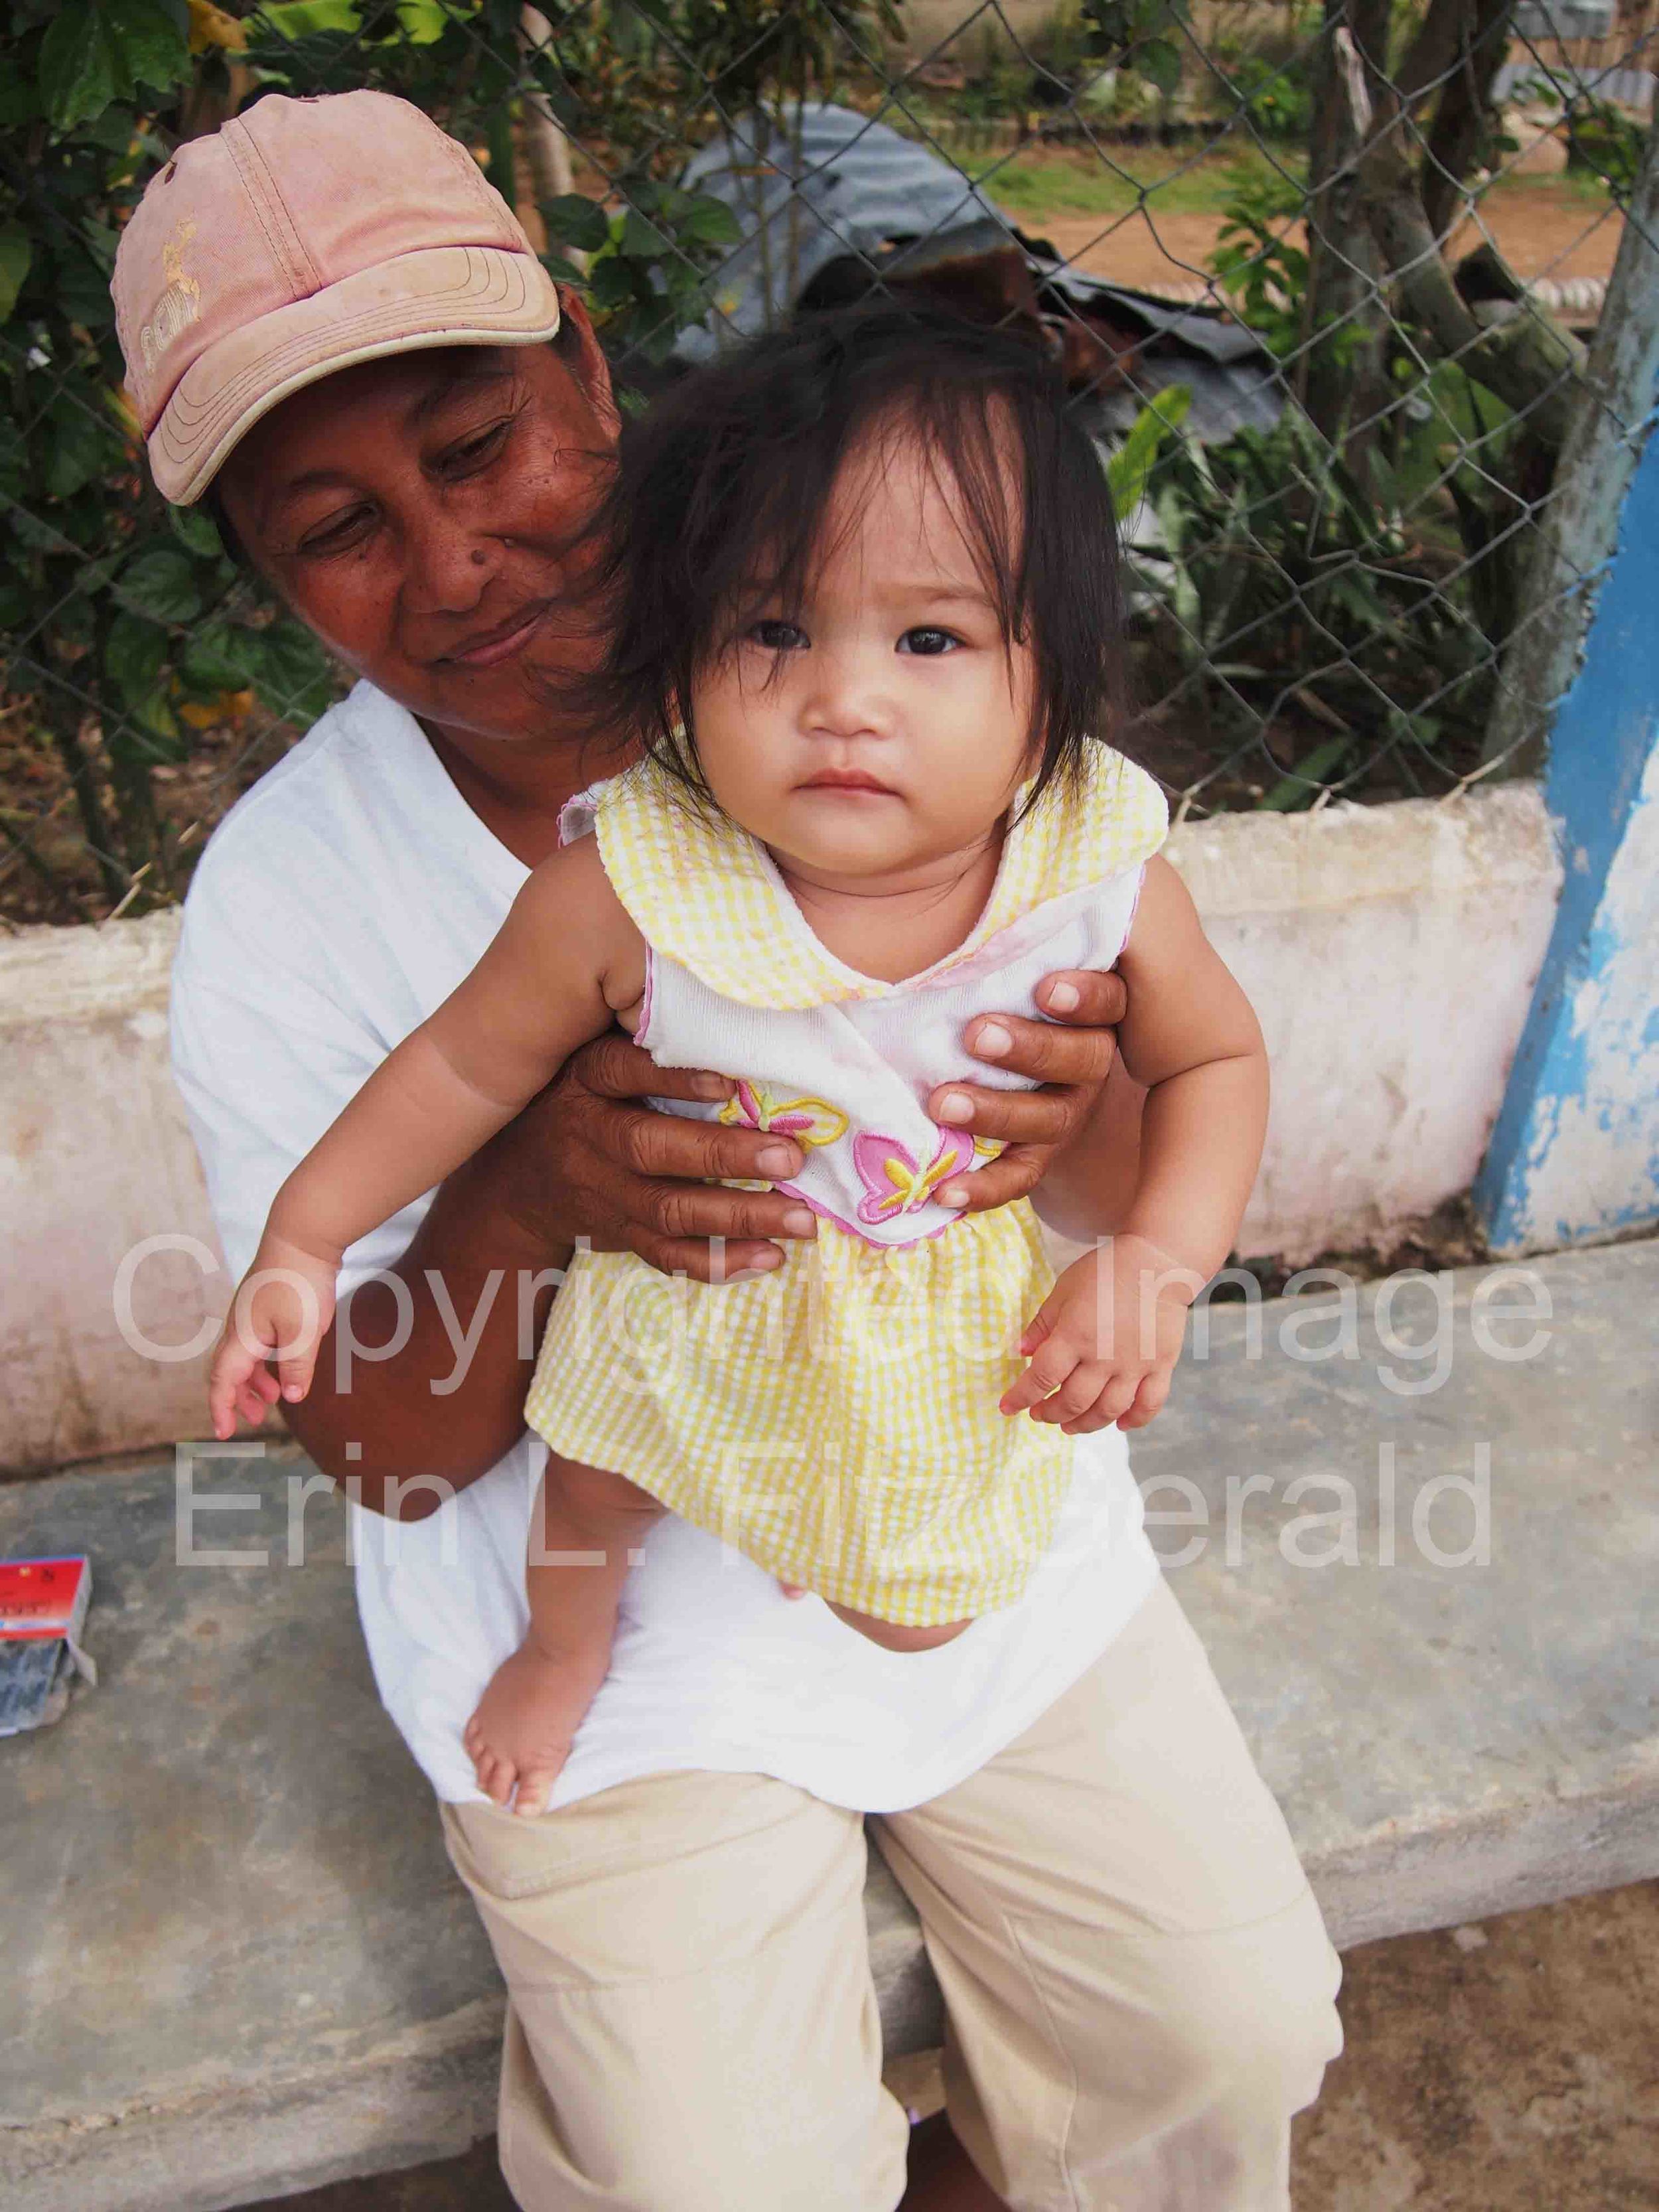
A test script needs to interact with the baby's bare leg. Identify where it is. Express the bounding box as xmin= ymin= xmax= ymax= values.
xmin=826 ymin=1601 xmax=974 ymax=1653
xmin=465 ymin=1455 xmax=664 ymax=1817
